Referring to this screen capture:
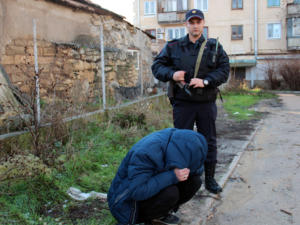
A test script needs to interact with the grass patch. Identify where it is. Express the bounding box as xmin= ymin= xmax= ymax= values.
xmin=0 ymin=175 xmax=67 ymax=225
xmin=0 ymin=96 xmax=173 ymax=225
xmin=222 ymin=89 xmax=276 ymax=120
